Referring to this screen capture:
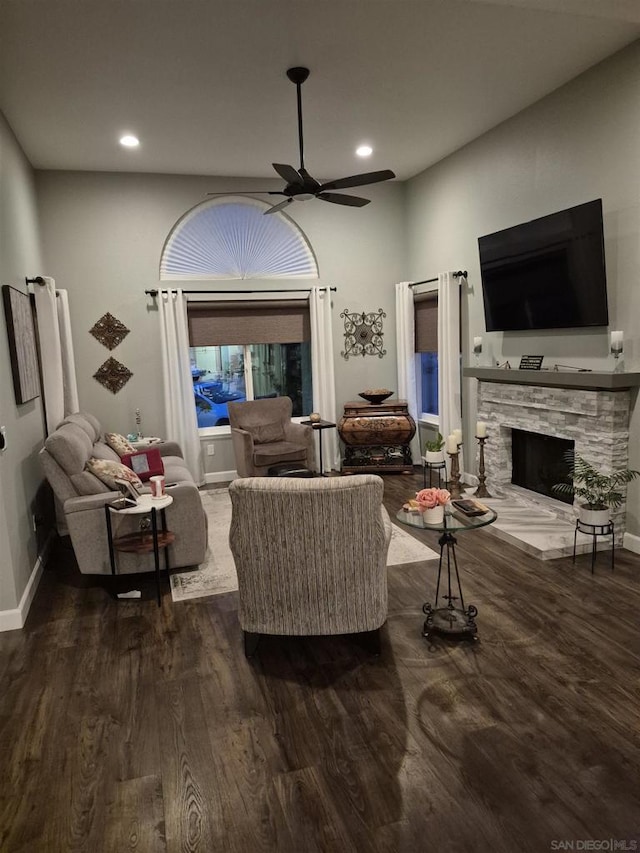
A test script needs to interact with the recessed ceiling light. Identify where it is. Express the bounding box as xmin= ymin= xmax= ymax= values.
xmin=119 ymin=134 xmax=140 ymax=148
xmin=356 ymin=145 xmax=373 ymax=158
